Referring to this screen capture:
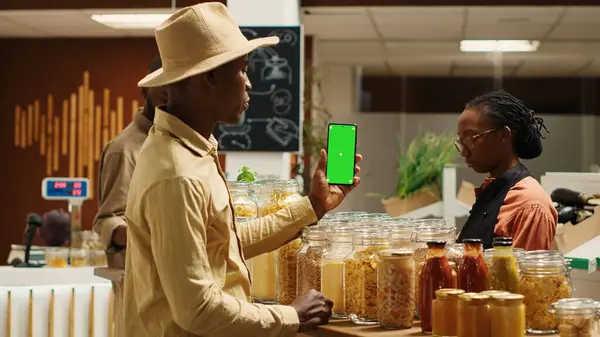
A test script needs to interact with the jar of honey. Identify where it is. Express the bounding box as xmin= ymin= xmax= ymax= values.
xmin=433 ymin=288 xmax=465 ymax=336
xmin=490 ymin=293 xmax=526 ymax=337
xmin=458 ymin=293 xmax=491 ymax=337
